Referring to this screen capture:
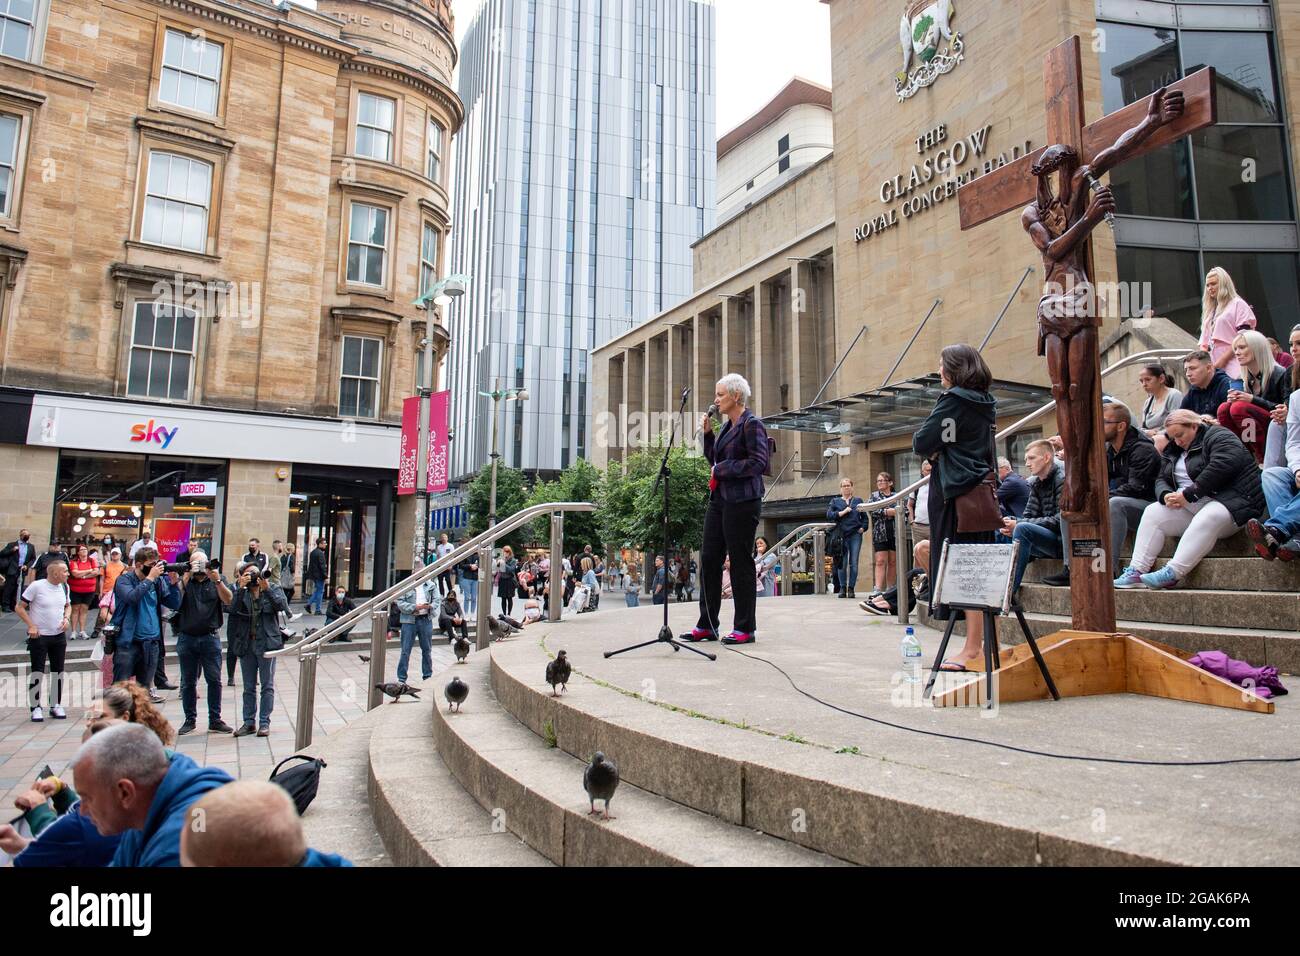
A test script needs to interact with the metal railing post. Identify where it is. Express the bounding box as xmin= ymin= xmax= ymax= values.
xmin=366 ymin=607 xmax=388 ymax=709
xmin=549 ymin=512 xmax=564 ymax=623
xmin=896 ymin=500 xmax=911 ymax=625
xmin=813 ymin=530 xmax=827 ymax=595
xmin=781 ymin=548 xmax=794 ymax=596
xmin=476 ymin=544 xmax=493 ymax=650
xmin=293 ymin=651 xmax=318 ymax=752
